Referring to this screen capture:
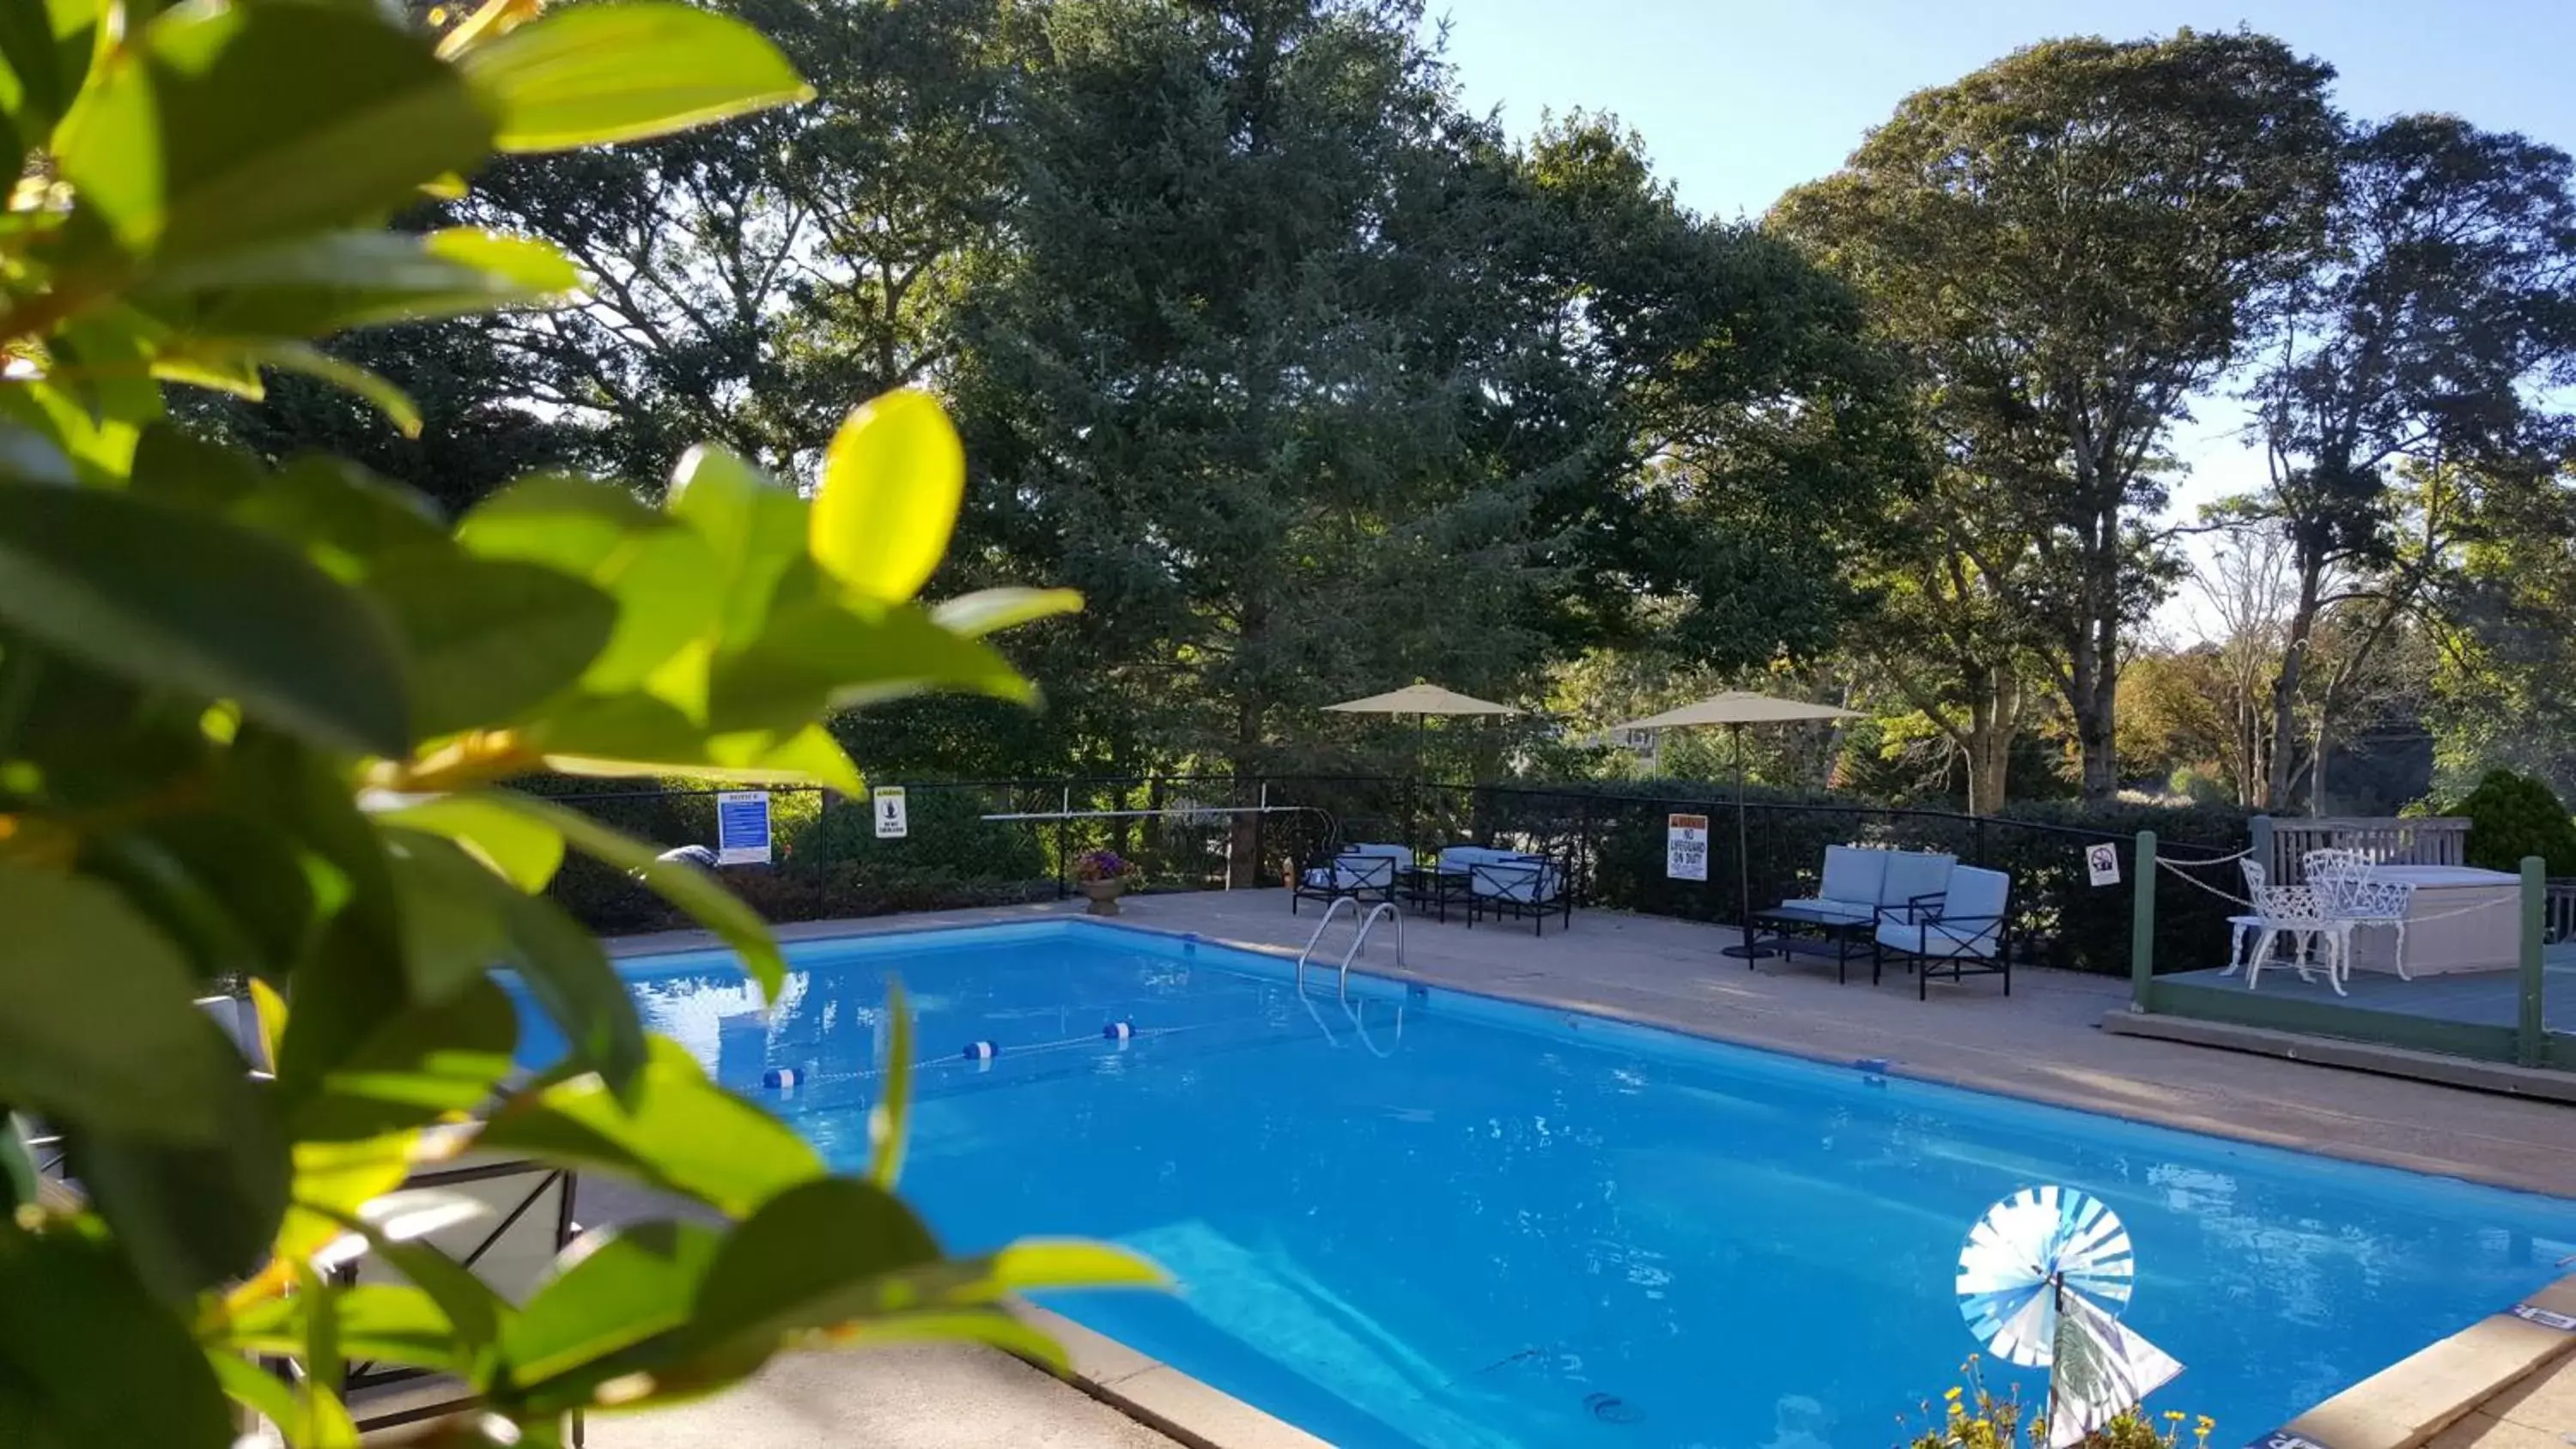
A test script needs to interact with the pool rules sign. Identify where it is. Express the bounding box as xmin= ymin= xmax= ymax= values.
xmin=715 ymin=791 xmax=771 ymax=864
xmin=1667 ymin=813 xmax=1710 ymax=881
